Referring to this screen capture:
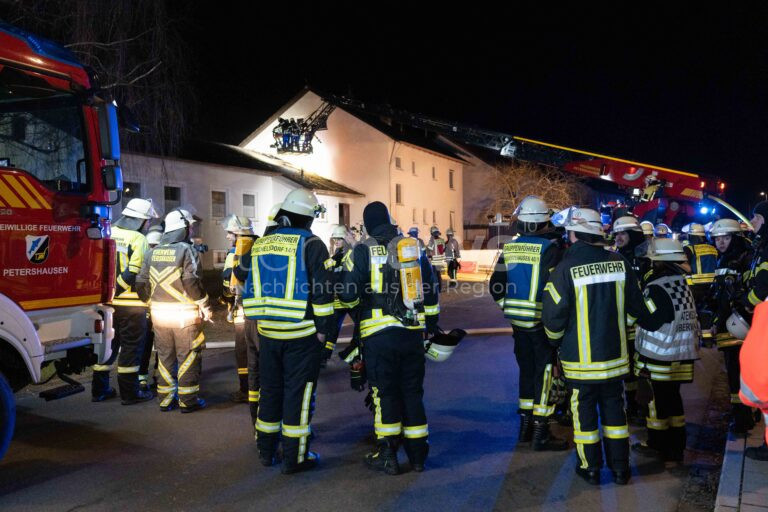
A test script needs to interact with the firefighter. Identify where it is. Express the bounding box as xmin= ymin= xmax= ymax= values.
xmin=92 ymin=198 xmax=158 ymax=404
xmin=221 ymin=215 xmax=258 ymax=403
xmin=138 ymin=225 xmax=164 ymax=393
xmin=708 ymin=218 xmax=755 ymax=432
xmin=489 ymin=196 xmax=567 ymax=451
xmin=612 ymin=215 xmax=648 ymax=425
xmin=241 ymin=189 xmax=335 ymax=474
xmin=339 ymin=201 xmax=440 ymax=475
xmin=542 ymin=207 xmax=649 ymax=485
xmin=135 ymin=209 xmax=213 ymax=413
xmin=408 ymin=226 xmax=427 ymax=256
xmin=427 ymin=225 xmax=446 ymax=291
xmin=741 ymin=301 xmax=768 ymax=460
xmin=631 ymin=239 xmax=700 ymax=463
xmin=743 ymin=201 xmax=768 ymax=314
xmin=445 ymin=228 xmax=461 ymax=287
xmin=681 ymin=223 xmax=718 ymax=303
xmin=323 ymin=224 xmax=354 ymax=366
